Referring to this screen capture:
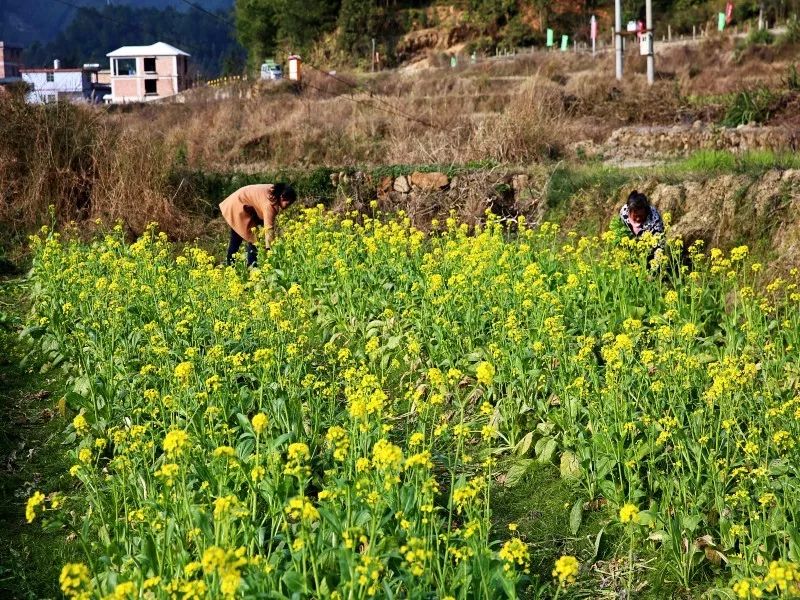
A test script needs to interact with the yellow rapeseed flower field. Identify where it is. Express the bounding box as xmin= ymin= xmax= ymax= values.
xmin=25 ymin=208 xmax=800 ymax=598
